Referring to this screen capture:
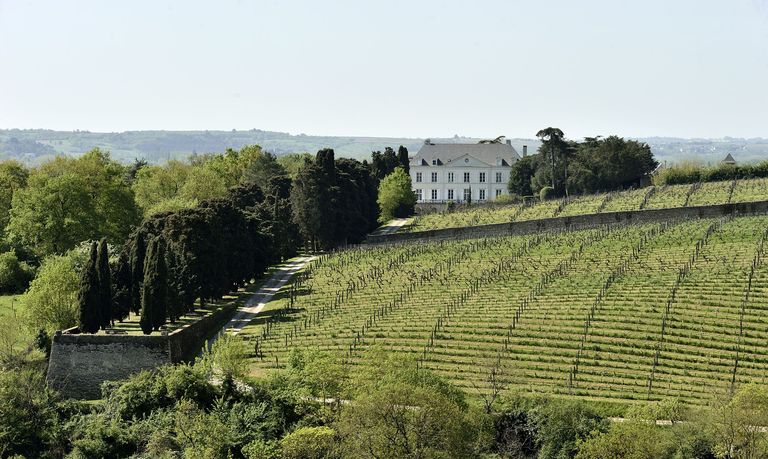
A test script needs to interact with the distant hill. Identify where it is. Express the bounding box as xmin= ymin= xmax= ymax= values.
xmin=0 ymin=129 xmax=766 ymax=165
